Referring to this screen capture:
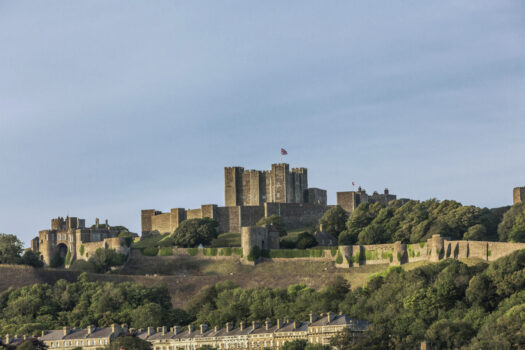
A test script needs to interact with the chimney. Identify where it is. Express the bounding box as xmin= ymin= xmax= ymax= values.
xmin=252 ymin=321 xmax=258 ymax=330
xmin=173 ymin=326 xmax=181 ymax=334
xmin=327 ymin=312 xmax=334 ymax=323
xmin=226 ymin=322 xmax=232 ymax=332
xmin=161 ymin=326 xmax=167 ymax=335
xmin=63 ymin=326 xmax=70 ymax=336
xmin=319 ymin=224 xmax=324 ymax=232
xmin=147 ymin=327 xmax=155 ymax=336
xmin=5 ymin=335 xmax=10 ymax=345
xmin=111 ymin=324 xmax=118 ymax=334
xmin=200 ymin=325 xmax=207 ymax=334
xmin=121 ymin=324 xmax=128 ymax=333
xmin=240 ymin=322 xmax=245 ymax=331
xmin=293 ymin=321 xmax=298 ymax=329
xmin=23 ymin=335 xmax=27 ymax=340
xmin=87 ymin=326 xmax=94 ymax=335
xmin=214 ymin=326 xmax=219 ymax=332
xmin=188 ymin=325 xmax=194 ymax=334
xmin=41 ymin=330 xmax=46 ymax=337
xmin=276 ymin=320 xmax=282 ymax=329
xmin=309 ymin=312 xmax=318 ymax=323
